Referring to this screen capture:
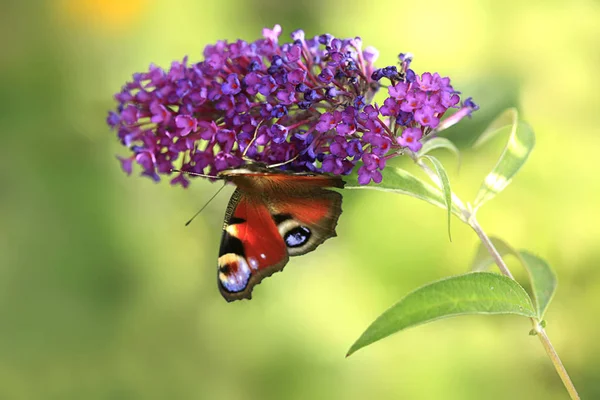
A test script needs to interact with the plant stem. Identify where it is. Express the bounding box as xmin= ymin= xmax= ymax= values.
xmin=414 ymin=160 xmax=580 ymax=400
xmin=468 ymin=215 xmax=580 ymax=400
xmin=468 ymin=214 xmax=514 ymax=279
xmin=532 ymin=321 xmax=581 ymax=400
